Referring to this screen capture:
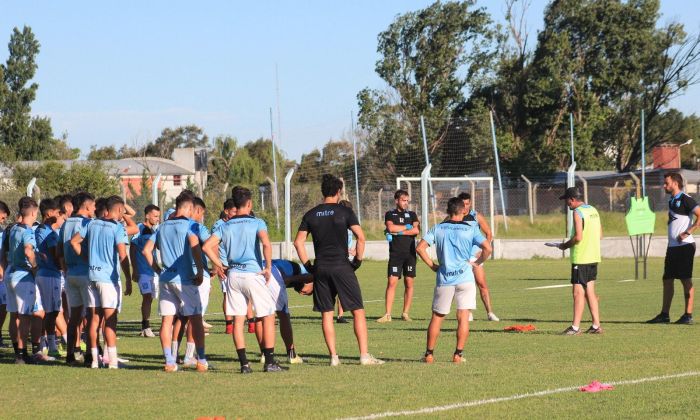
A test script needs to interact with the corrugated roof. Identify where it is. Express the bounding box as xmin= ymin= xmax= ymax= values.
xmin=3 ymin=157 xmax=194 ymax=176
